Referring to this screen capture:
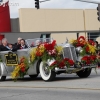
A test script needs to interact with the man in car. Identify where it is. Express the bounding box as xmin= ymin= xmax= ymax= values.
xmin=0 ymin=38 xmax=13 ymax=51
xmin=14 ymin=37 xmax=22 ymax=47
